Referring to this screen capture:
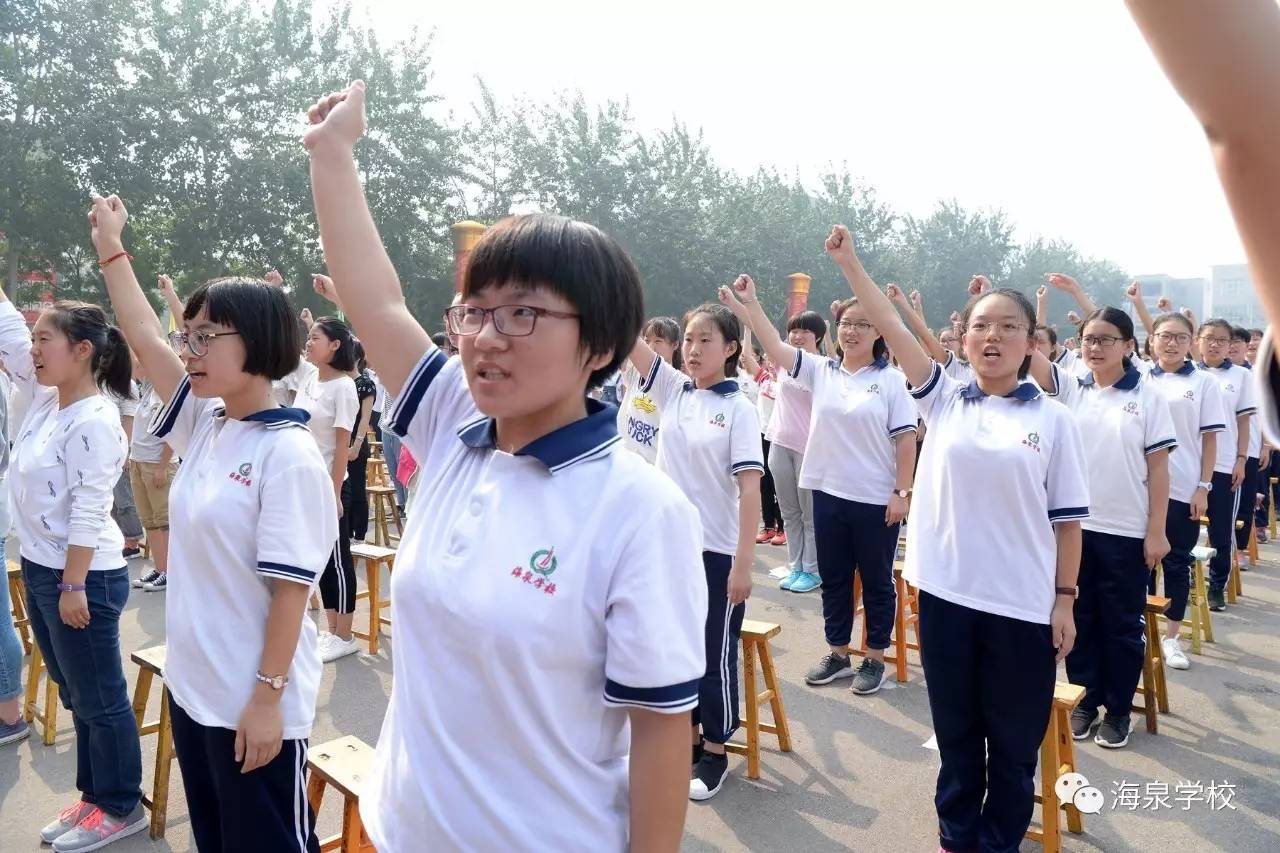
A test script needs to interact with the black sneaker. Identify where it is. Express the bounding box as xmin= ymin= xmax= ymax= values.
xmin=143 ymin=572 xmax=167 ymax=592
xmin=1070 ymin=706 xmax=1099 ymax=741
xmin=805 ymin=651 xmax=854 ymax=685
xmin=1094 ymin=714 xmax=1132 ymax=749
xmin=849 ymin=658 xmax=886 ymax=695
xmin=132 ymin=569 xmax=160 ymax=589
xmin=1208 ymin=587 xmax=1226 ymax=612
xmin=122 ymin=547 xmax=142 ymax=559
xmin=689 ymin=751 xmax=729 ymax=801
